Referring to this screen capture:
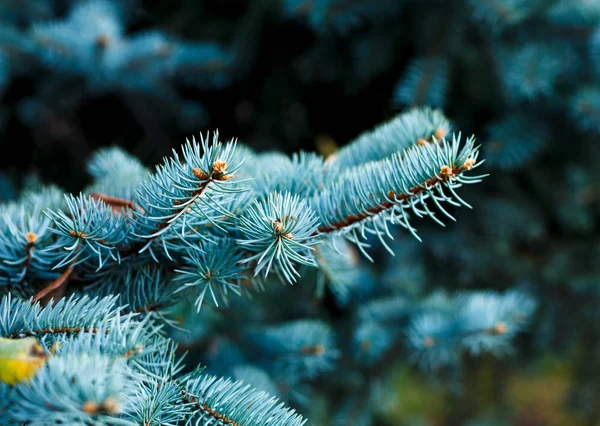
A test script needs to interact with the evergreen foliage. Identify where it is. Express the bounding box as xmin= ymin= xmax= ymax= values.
xmin=0 ymin=105 xmax=537 ymax=425
xmin=1 ymin=0 xmax=599 ymax=425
